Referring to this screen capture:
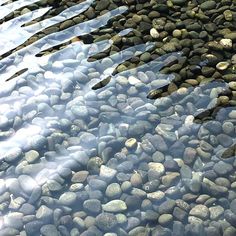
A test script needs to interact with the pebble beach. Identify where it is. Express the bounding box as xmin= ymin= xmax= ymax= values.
xmin=0 ymin=0 xmax=236 ymax=235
